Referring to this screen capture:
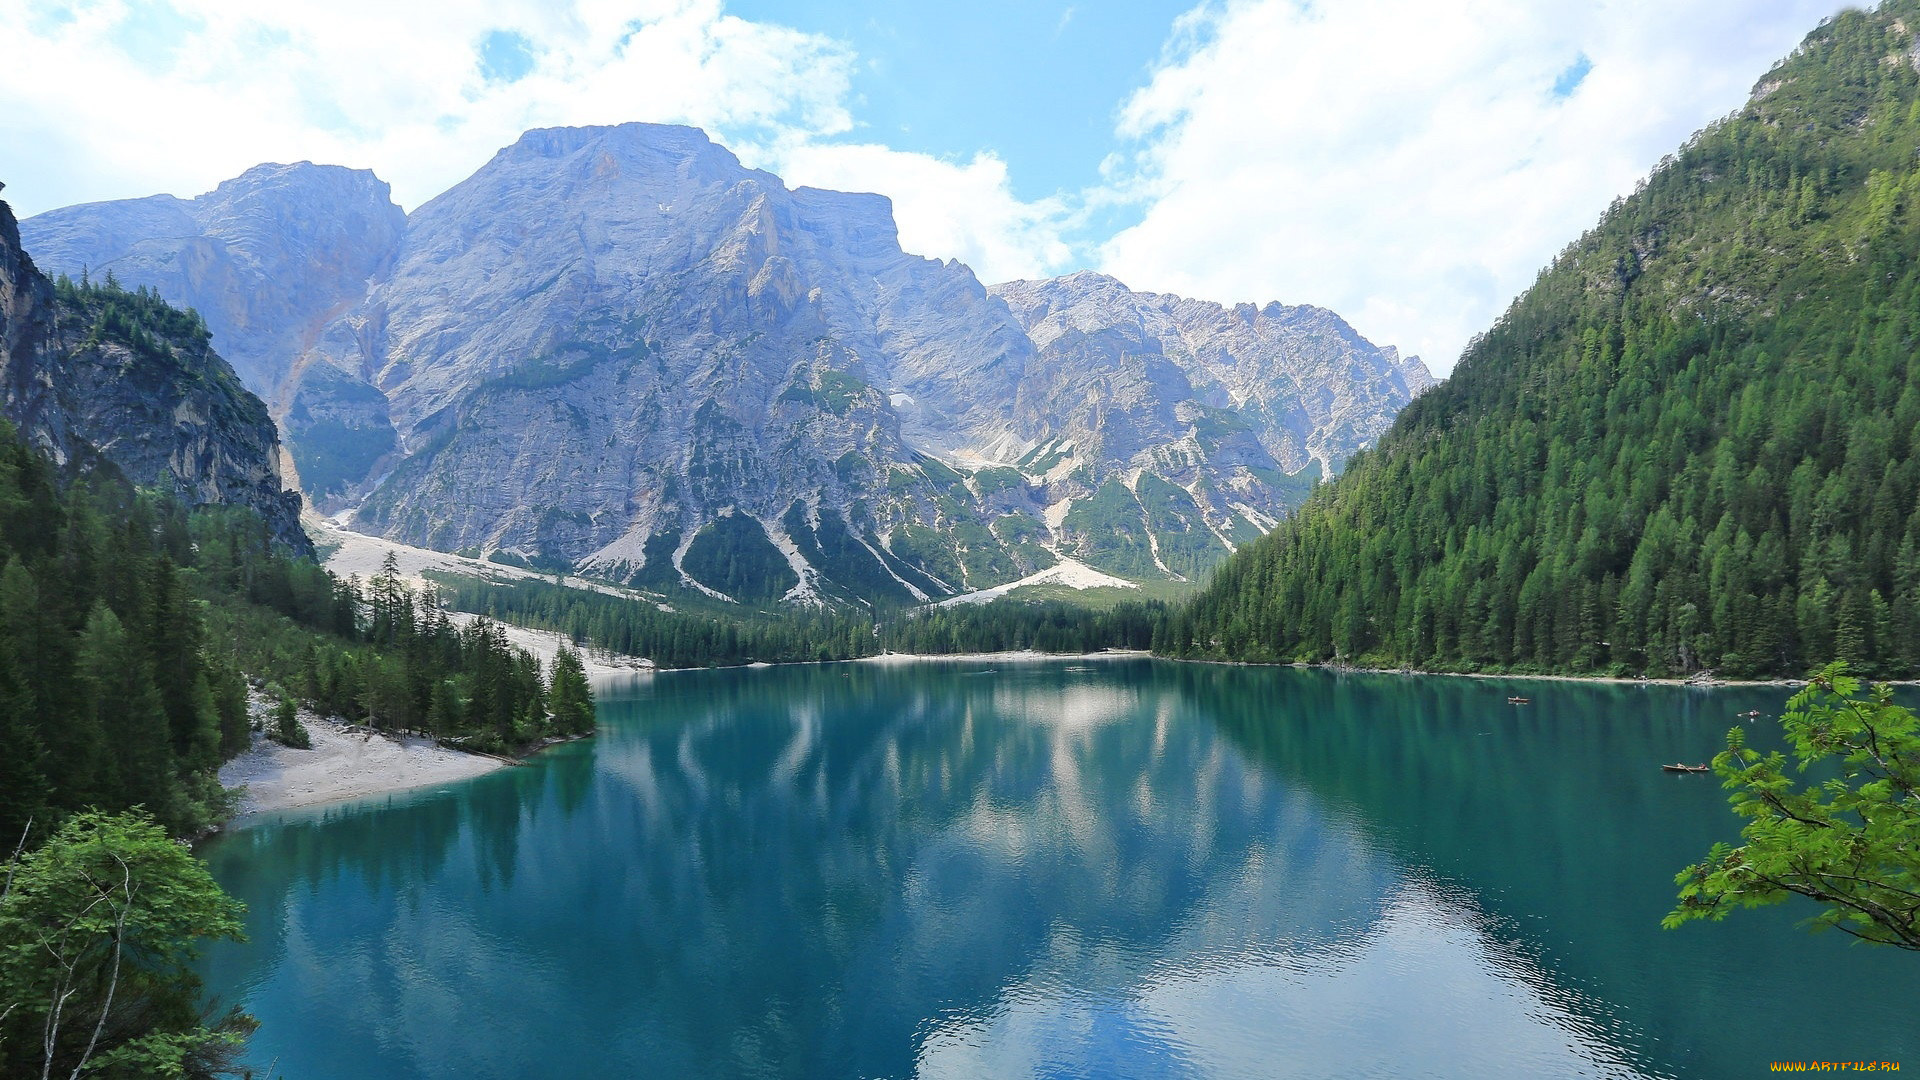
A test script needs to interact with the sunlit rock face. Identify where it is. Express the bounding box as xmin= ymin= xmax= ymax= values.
xmin=990 ymin=271 xmax=1431 ymax=581
xmin=994 ymin=271 xmax=1433 ymax=479
xmin=19 ymin=125 xmax=1430 ymax=603
xmin=0 ymin=196 xmax=308 ymax=552
xmin=20 ymin=163 xmax=408 ymax=501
